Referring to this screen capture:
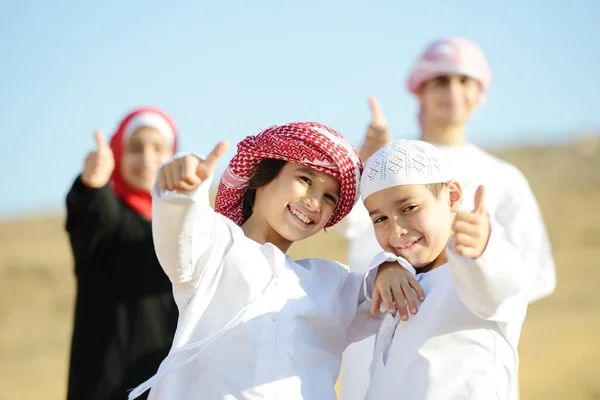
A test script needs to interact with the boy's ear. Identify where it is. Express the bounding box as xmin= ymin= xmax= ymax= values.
xmin=447 ymin=180 xmax=463 ymax=212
